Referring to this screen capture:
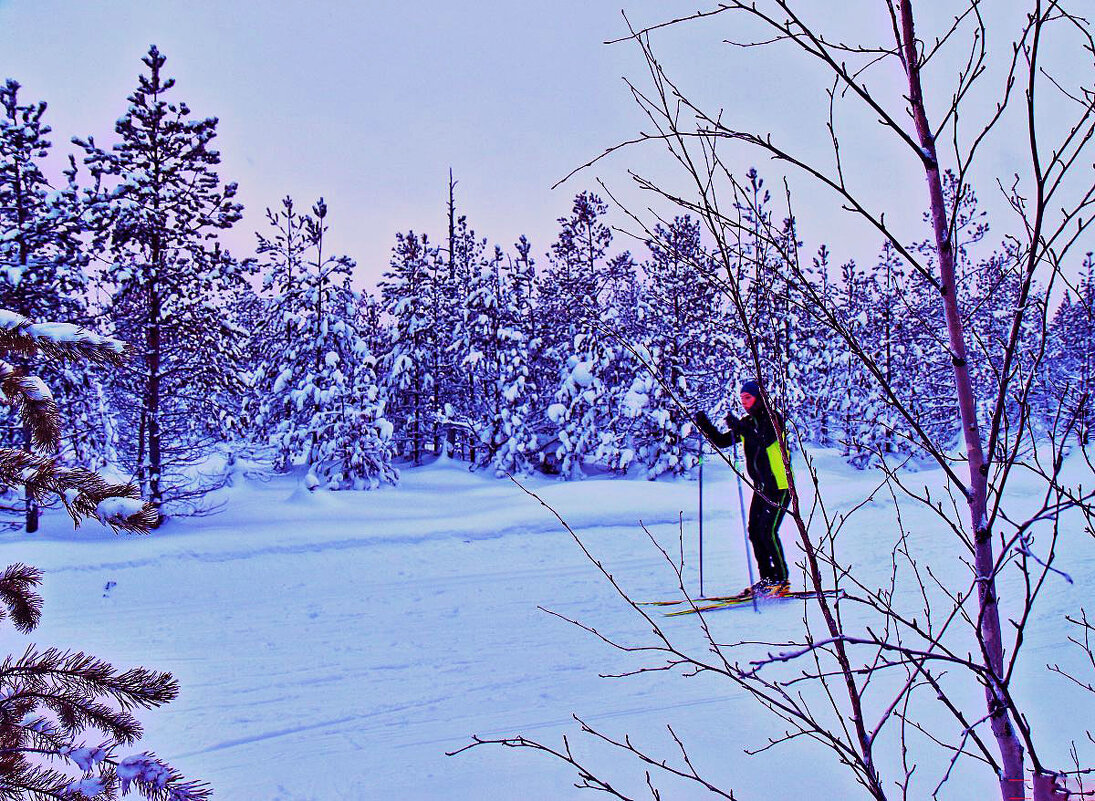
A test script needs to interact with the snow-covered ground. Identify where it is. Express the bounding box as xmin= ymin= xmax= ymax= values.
xmin=4 ymin=451 xmax=1094 ymax=799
